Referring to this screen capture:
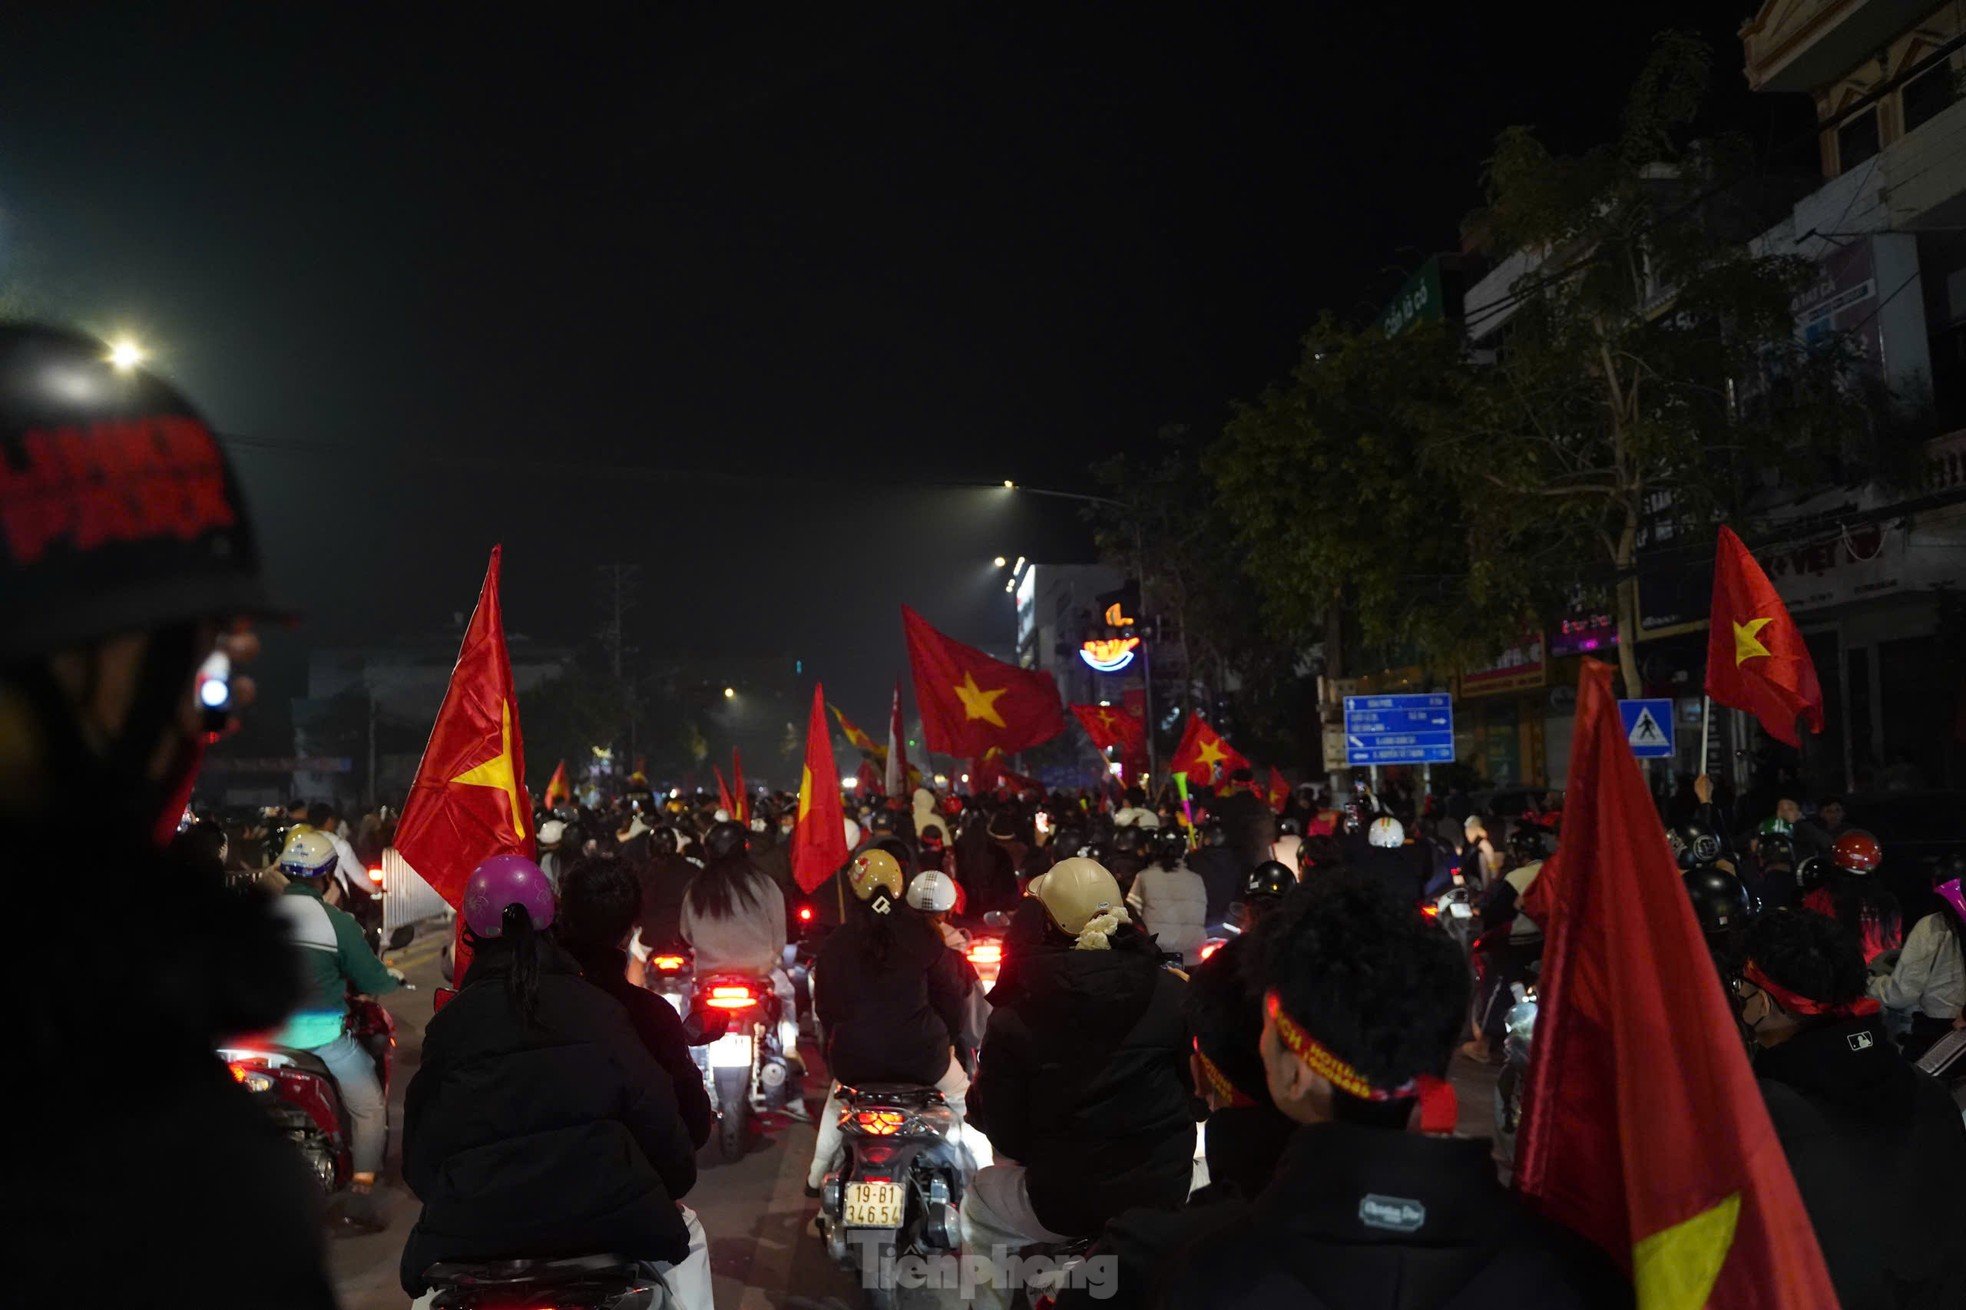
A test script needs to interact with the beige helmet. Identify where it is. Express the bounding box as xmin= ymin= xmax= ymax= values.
xmin=849 ymin=848 xmax=905 ymax=903
xmin=1030 ymin=856 xmax=1130 ymax=947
